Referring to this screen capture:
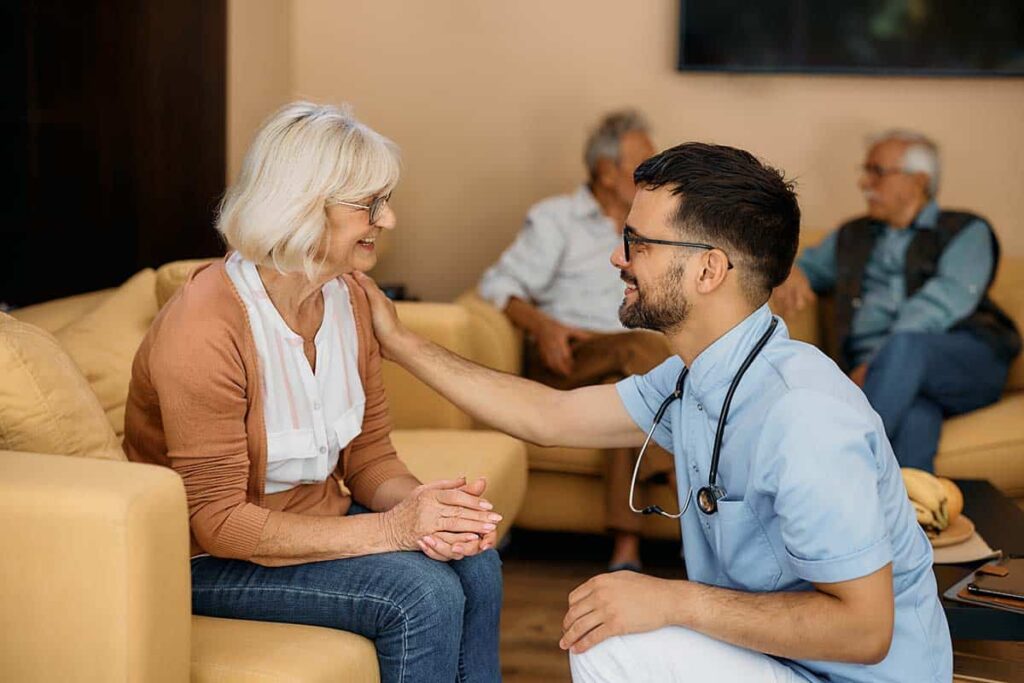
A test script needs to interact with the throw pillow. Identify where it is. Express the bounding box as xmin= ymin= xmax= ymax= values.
xmin=0 ymin=313 xmax=124 ymax=460
xmin=55 ymin=269 xmax=158 ymax=435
